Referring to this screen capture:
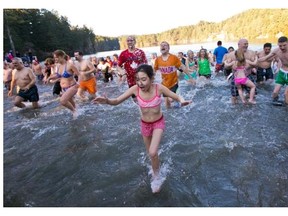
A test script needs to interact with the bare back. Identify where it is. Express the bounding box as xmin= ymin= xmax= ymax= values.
xmin=226 ymin=50 xmax=256 ymax=75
